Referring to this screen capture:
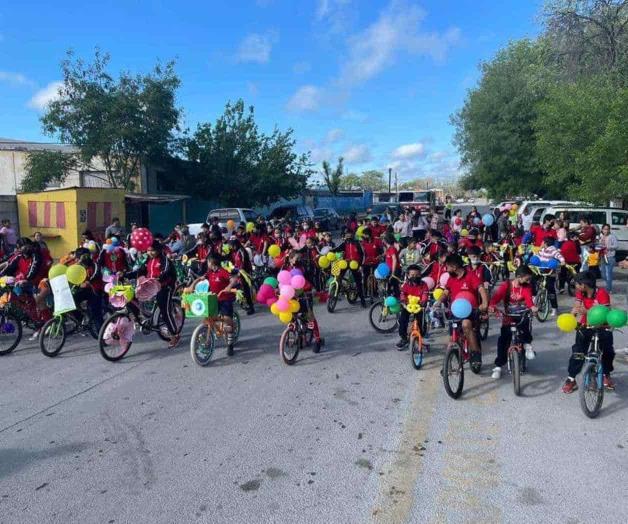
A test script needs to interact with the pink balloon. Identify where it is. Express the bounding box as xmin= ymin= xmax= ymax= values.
xmin=258 ymin=284 xmax=274 ymax=297
xmin=505 ymin=204 xmax=512 ymax=210
xmin=276 ymin=298 xmax=290 ymax=312
xmin=257 ymin=293 xmax=268 ymax=304
xmin=421 ymin=276 xmax=435 ymax=290
xmin=266 ymin=297 xmax=277 ymax=306
xmin=291 ymin=275 xmax=306 ymax=289
xmin=104 ymin=282 xmax=113 ymax=293
xmin=279 ymin=285 xmax=295 ymax=300
xmin=277 ymin=270 xmax=292 ymax=285
xmin=439 ymin=273 xmax=450 ymax=286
